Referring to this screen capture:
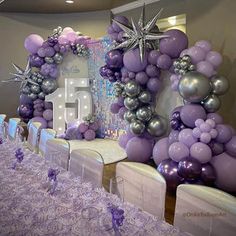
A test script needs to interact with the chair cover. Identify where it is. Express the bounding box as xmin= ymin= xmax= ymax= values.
xmin=116 ymin=162 xmax=166 ymax=220
xmin=69 ymin=149 xmax=104 ymax=188
xmin=38 ymin=129 xmax=57 ymax=156
xmin=7 ymin=118 xmax=21 ymax=140
xmin=174 ymin=184 xmax=236 ymax=236
xmin=27 ymin=122 xmax=42 ymax=153
xmin=45 ymin=138 xmax=70 ymax=170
